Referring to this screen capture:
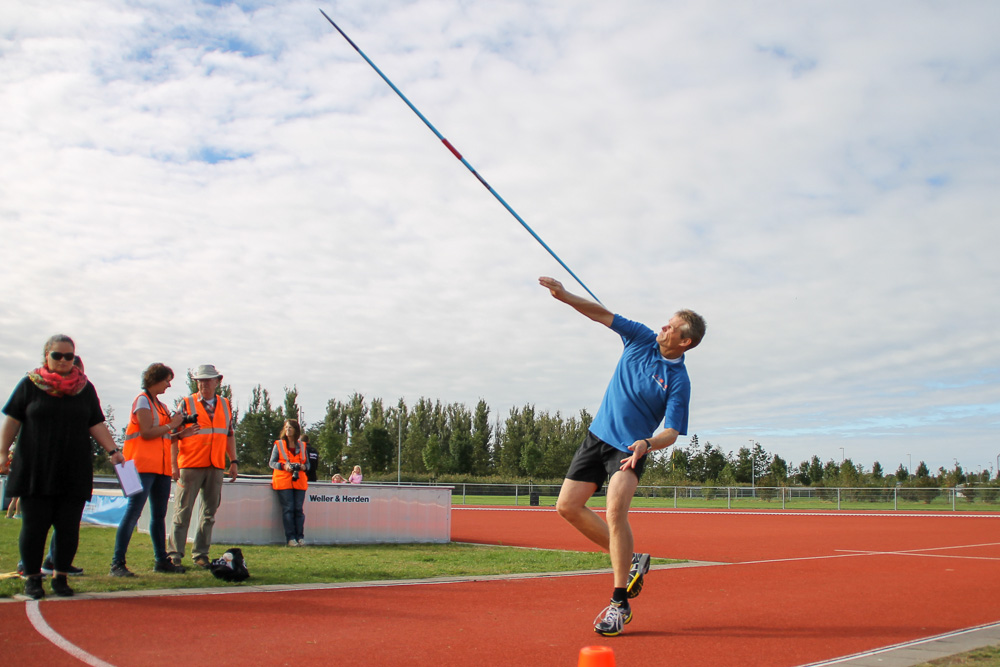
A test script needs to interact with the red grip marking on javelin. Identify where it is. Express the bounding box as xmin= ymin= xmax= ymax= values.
xmin=442 ymin=139 xmax=462 ymax=159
